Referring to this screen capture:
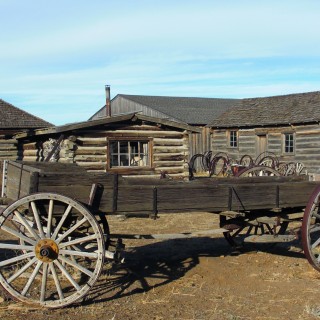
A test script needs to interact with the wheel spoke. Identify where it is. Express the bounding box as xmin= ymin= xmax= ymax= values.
xmin=0 ymin=243 xmax=34 ymax=250
xmin=52 ymin=205 xmax=72 ymax=240
xmin=0 ymin=225 xmax=36 ymax=245
xmin=21 ymin=261 xmax=42 ymax=296
xmin=7 ymin=257 xmax=38 ymax=284
xmin=59 ymin=249 xmax=98 ymax=259
xmin=59 ymin=234 xmax=97 ymax=249
xmin=31 ymin=201 xmax=45 ymax=238
xmin=40 ymin=263 xmax=49 ymax=302
xmin=311 ymin=236 xmax=320 ymax=249
xmin=56 ymin=217 xmax=87 ymax=244
xmin=58 ymin=255 xmax=94 ymax=278
xmin=309 ymin=225 xmax=320 ymax=233
xmin=13 ymin=210 xmax=40 ymax=240
xmin=54 ymin=260 xmax=81 ymax=291
xmin=0 ymin=251 xmax=35 ymax=267
xmin=46 ymin=199 xmax=54 ymax=238
xmin=49 ymin=263 xmax=64 ymax=300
